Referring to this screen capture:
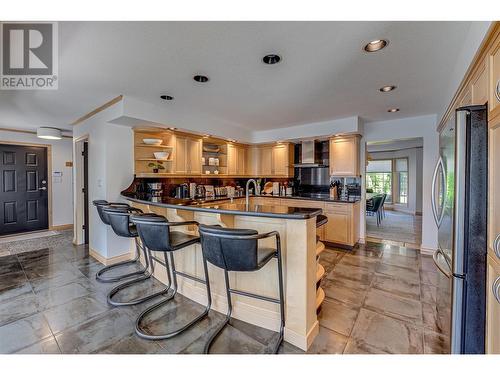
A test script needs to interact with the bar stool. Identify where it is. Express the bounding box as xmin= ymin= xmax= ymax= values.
xmin=130 ymin=213 xmax=212 ymax=340
xmin=92 ymin=200 xmax=147 ymax=283
xmin=198 ymin=225 xmax=285 ymax=354
xmin=102 ymin=206 xmax=170 ymax=306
